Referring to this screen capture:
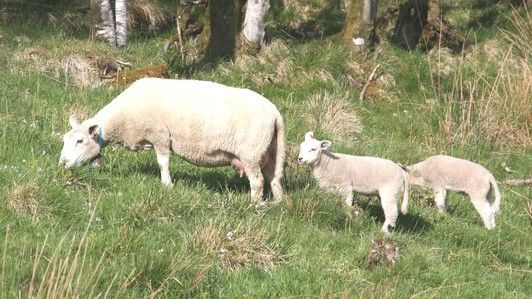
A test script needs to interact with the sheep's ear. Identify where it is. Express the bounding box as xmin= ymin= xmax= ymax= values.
xmin=304 ymin=131 xmax=314 ymax=141
xmin=88 ymin=124 xmax=100 ymax=139
xmin=69 ymin=115 xmax=79 ymax=128
xmin=320 ymin=140 xmax=332 ymax=150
